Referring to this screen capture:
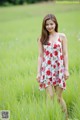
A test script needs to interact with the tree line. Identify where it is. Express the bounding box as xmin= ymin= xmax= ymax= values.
xmin=0 ymin=0 xmax=53 ymax=5
xmin=0 ymin=0 xmax=79 ymax=5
